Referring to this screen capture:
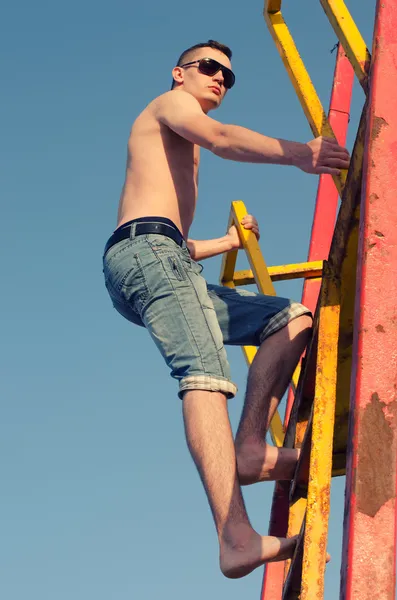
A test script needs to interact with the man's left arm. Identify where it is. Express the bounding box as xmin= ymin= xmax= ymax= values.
xmin=187 ymin=215 xmax=260 ymax=261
